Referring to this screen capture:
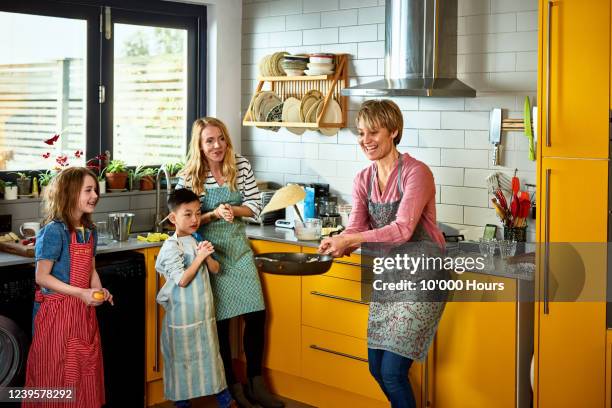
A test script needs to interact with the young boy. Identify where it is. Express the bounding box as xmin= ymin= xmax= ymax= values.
xmin=155 ymin=188 xmax=235 ymax=408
